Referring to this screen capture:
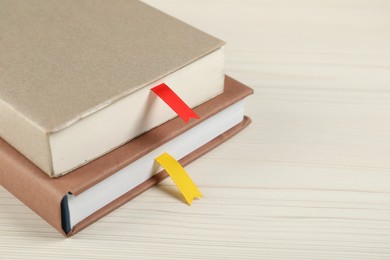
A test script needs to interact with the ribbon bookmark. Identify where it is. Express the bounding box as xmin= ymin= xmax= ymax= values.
xmin=151 ymin=83 xmax=199 ymax=123
xmin=155 ymin=152 xmax=203 ymax=205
